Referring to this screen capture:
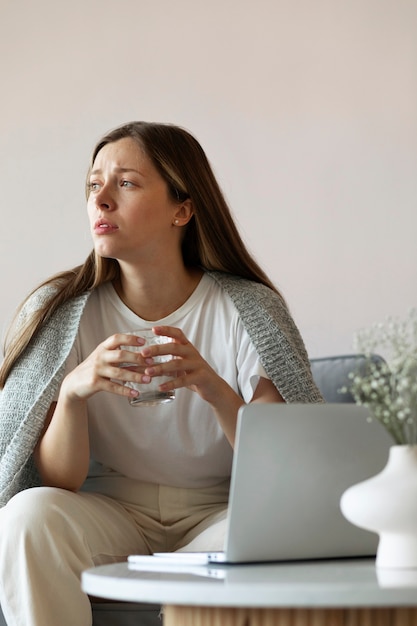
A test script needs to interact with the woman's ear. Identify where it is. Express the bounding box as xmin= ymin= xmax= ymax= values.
xmin=172 ymin=199 xmax=194 ymax=226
